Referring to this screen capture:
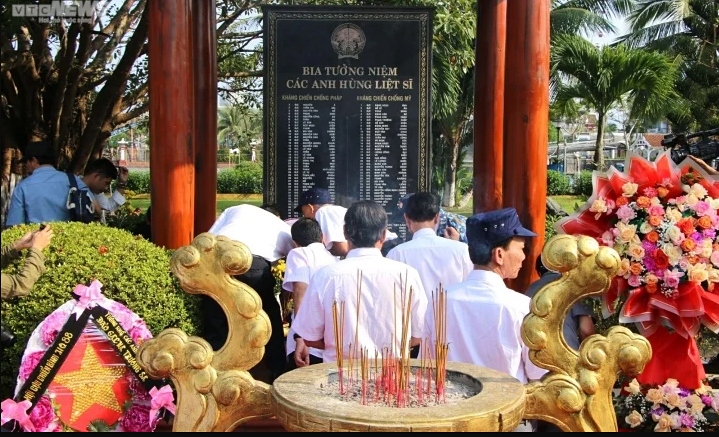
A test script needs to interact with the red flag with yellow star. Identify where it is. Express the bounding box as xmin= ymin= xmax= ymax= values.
xmin=48 ymin=331 xmax=131 ymax=432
